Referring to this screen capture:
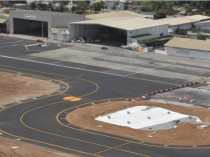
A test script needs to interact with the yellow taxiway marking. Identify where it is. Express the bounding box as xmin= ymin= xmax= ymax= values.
xmin=63 ymin=96 xmax=81 ymax=101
